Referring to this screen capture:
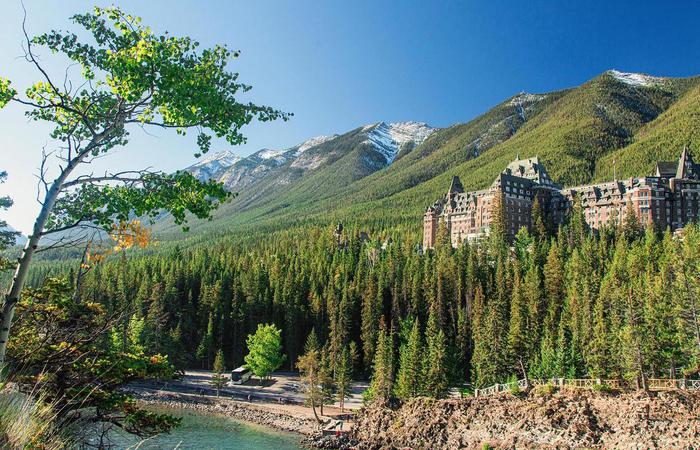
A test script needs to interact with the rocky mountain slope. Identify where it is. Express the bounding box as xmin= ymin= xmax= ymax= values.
xmin=351 ymin=390 xmax=700 ymax=449
xmin=162 ymin=70 xmax=699 ymax=237
xmin=185 ymin=122 xmax=433 ymax=193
